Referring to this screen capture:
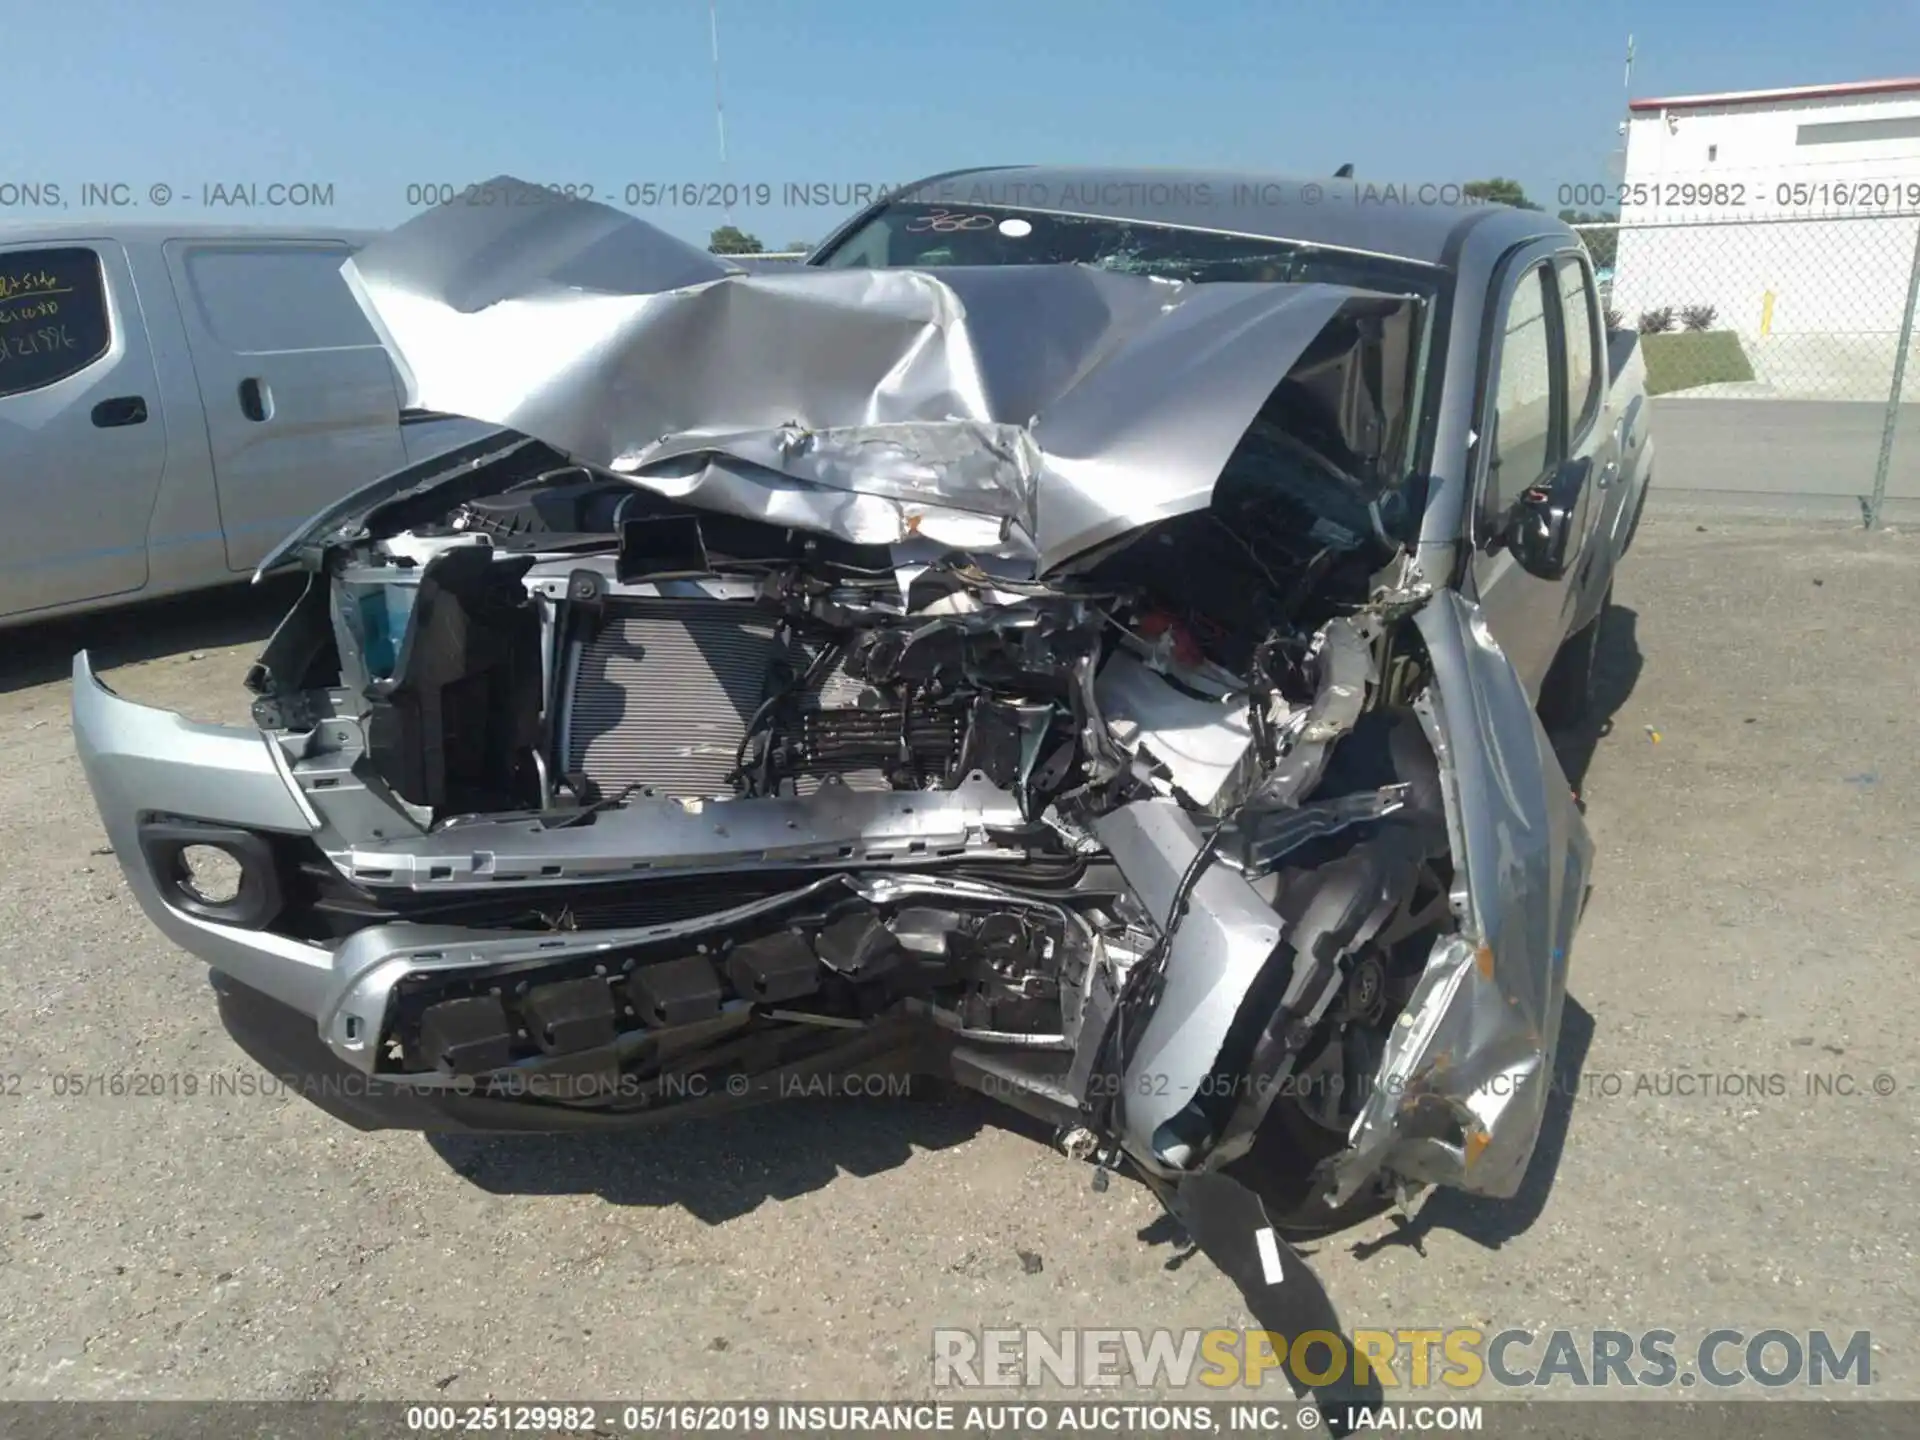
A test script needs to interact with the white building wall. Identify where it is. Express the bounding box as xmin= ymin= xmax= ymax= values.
xmin=1609 ymin=87 xmax=1920 ymax=396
